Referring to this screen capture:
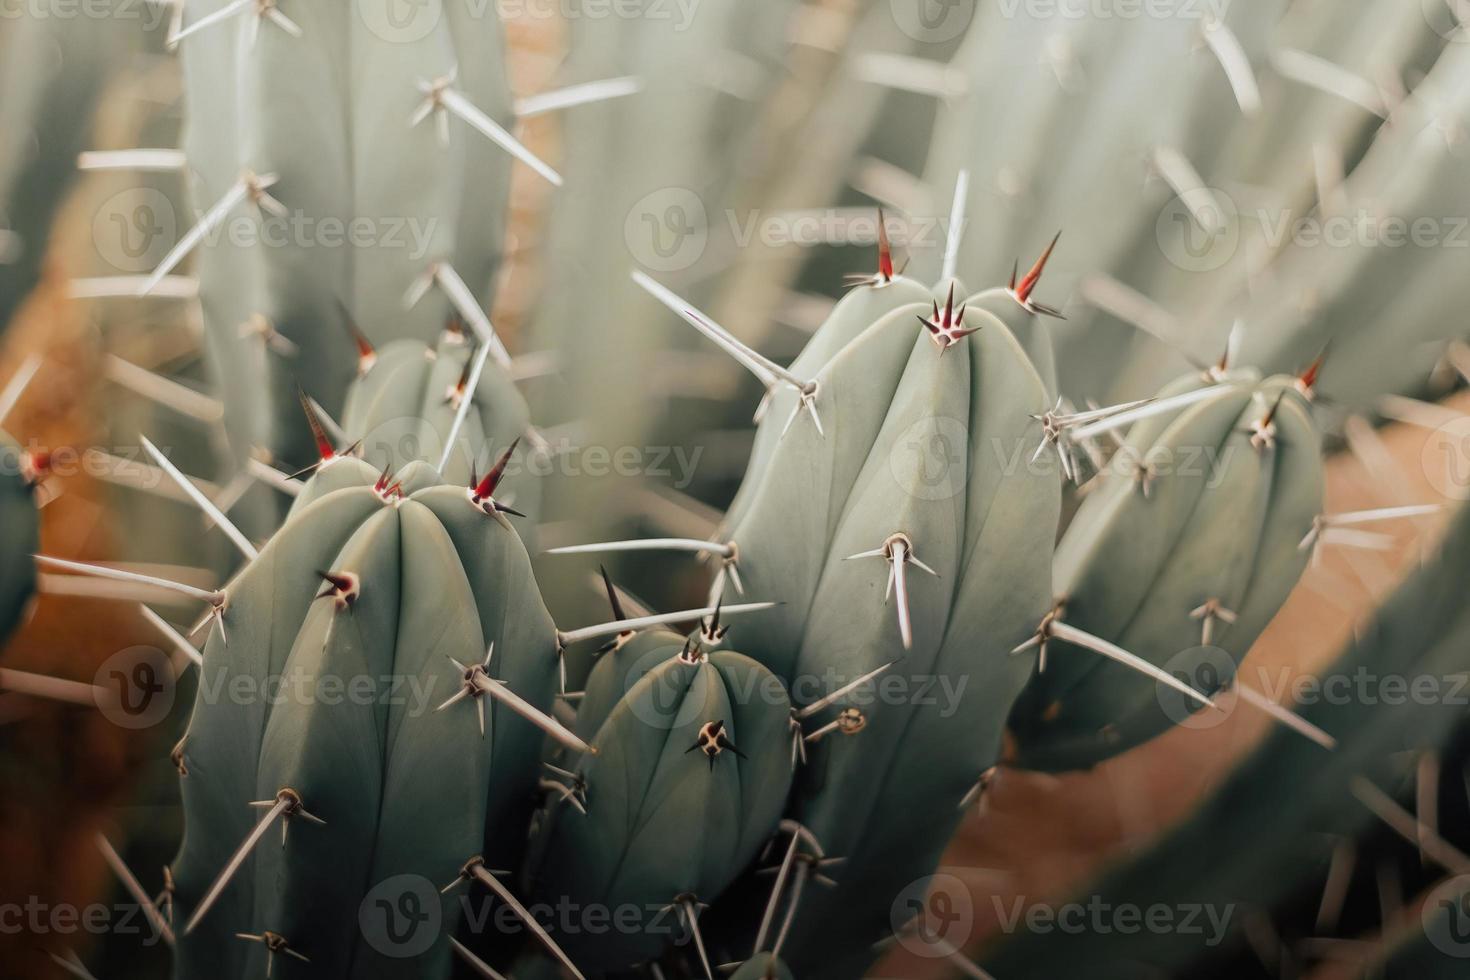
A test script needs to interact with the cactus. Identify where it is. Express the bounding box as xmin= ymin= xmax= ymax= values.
xmin=0 ymin=429 xmax=38 ymax=643
xmin=530 ymin=627 xmax=793 ymax=972
xmin=167 ymin=449 xmax=570 ymax=978
xmin=158 ymin=0 xmax=524 ymax=467
xmin=338 ymin=325 xmax=540 ymax=528
xmin=20 ymin=412 xmax=771 ymax=980
xmin=917 ymin=0 xmax=1456 ymax=408
xmin=978 ymin=499 xmax=1470 ymax=978
xmin=1007 ymin=370 xmax=1326 ymax=771
xmin=21 ymin=1 xmax=1470 ymax=979
xmin=567 ymin=261 xmax=1063 ymax=978
xmin=0 ymin=7 xmax=133 ymax=332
